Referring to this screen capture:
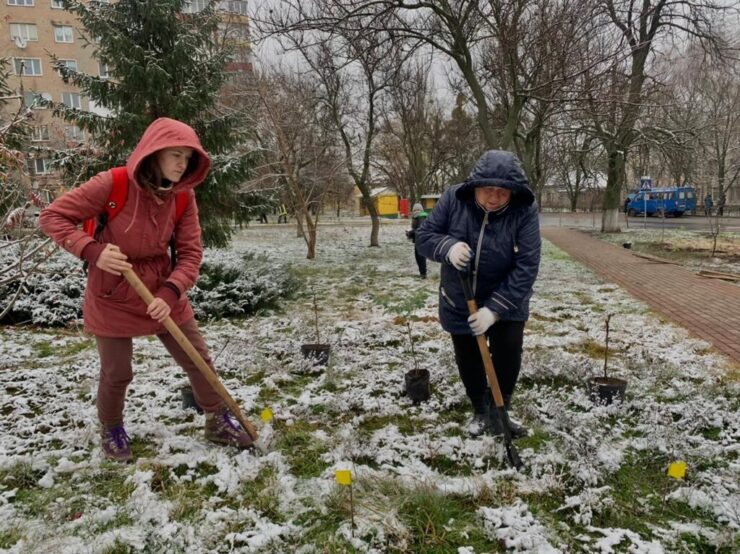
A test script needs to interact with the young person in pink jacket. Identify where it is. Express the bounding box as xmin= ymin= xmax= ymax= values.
xmin=40 ymin=117 xmax=252 ymax=462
